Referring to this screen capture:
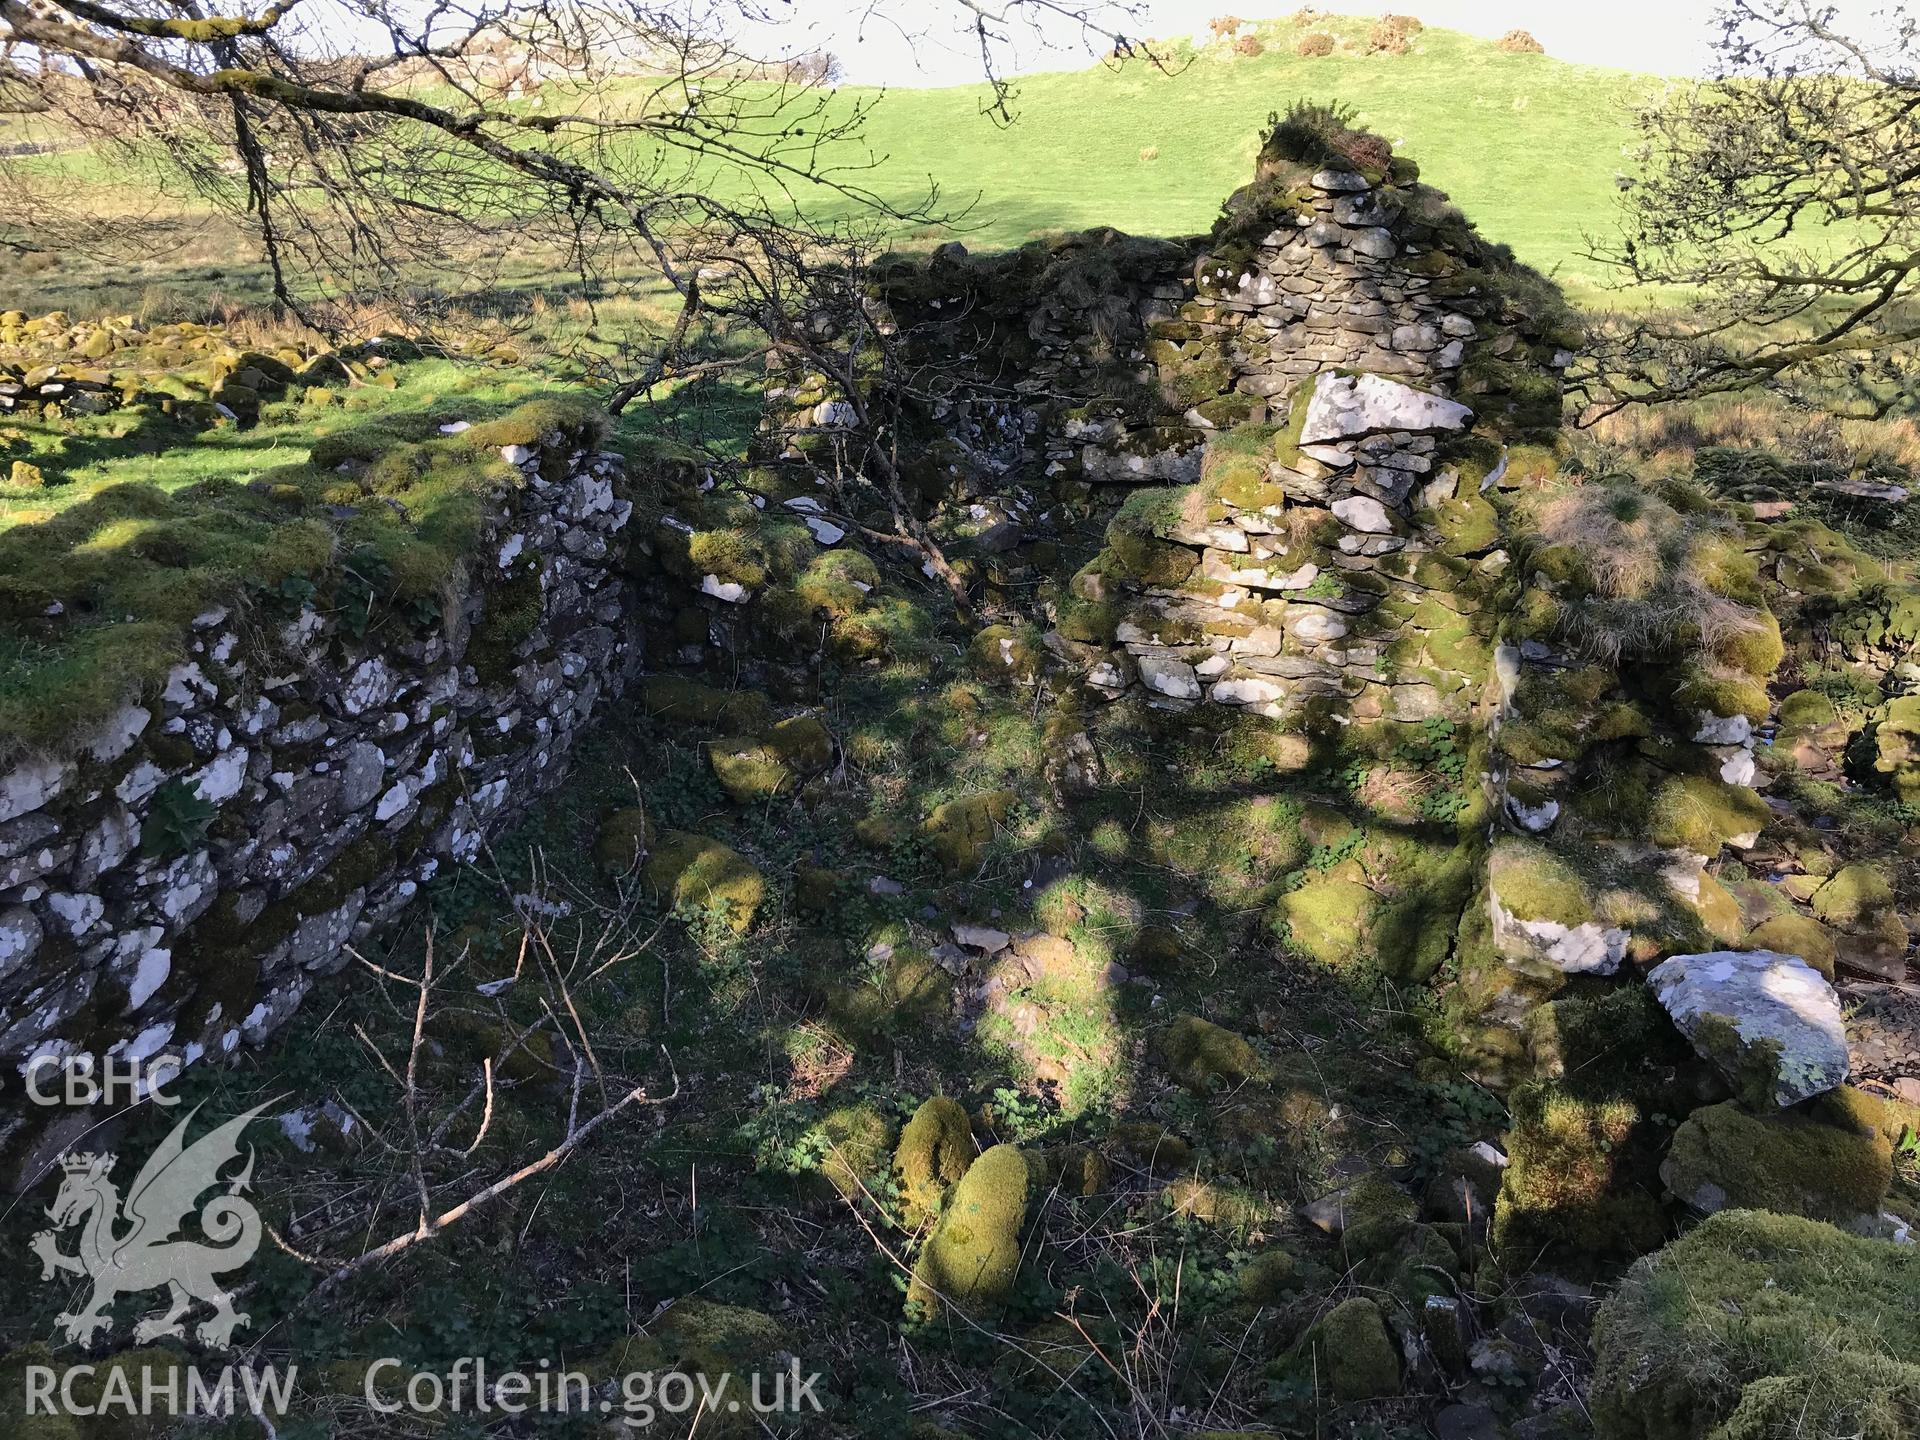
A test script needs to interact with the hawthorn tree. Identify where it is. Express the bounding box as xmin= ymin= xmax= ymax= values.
xmin=1579 ymin=0 xmax=1920 ymax=418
